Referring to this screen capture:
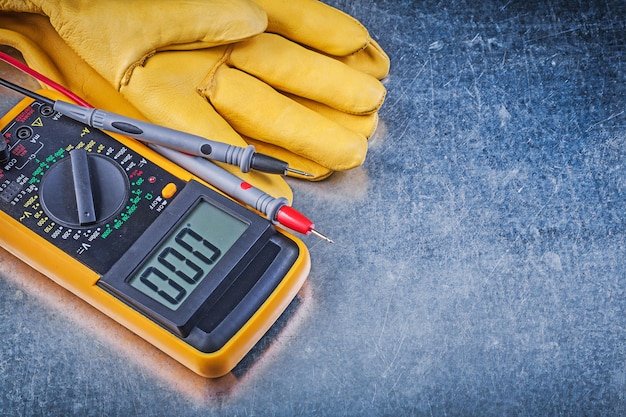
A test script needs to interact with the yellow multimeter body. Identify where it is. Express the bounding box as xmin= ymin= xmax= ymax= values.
xmin=0 ymin=92 xmax=310 ymax=378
